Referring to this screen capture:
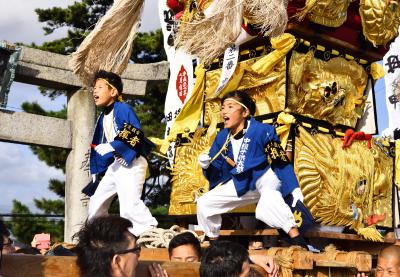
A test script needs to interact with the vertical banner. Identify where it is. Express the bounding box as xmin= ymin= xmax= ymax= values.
xmin=357 ymin=79 xmax=377 ymax=134
xmin=159 ymin=0 xmax=197 ymax=164
xmin=383 ymin=26 xmax=400 ymax=138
